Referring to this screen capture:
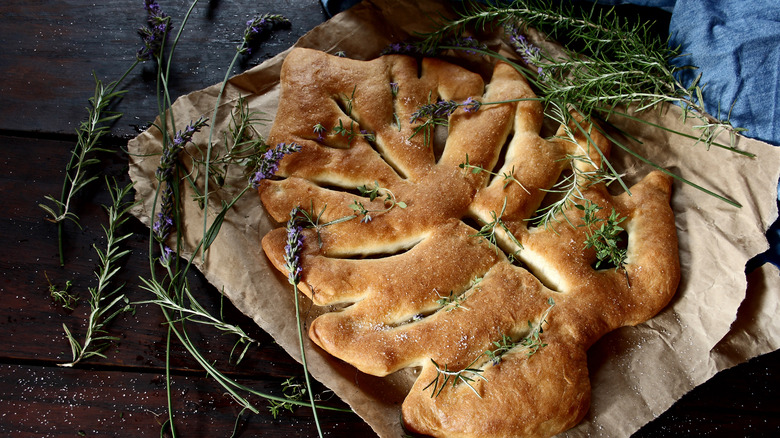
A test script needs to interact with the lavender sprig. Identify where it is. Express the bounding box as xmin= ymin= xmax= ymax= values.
xmin=156 ymin=117 xmax=209 ymax=181
xmin=153 ymin=117 xmax=208 ymax=242
xmin=136 ymin=0 xmax=173 ymax=61
xmin=250 ymin=142 xmax=302 ymax=187
xmin=201 ymin=12 xmax=291 ymax=260
xmin=284 ymin=207 xmax=305 ymax=285
xmin=381 ymin=35 xmax=486 ymax=57
xmin=506 ymin=24 xmax=544 ymax=76
xmin=410 ymin=99 xmax=460 ymax=124
xmin=239 ymin=13 xmax=291 ymax=55
xmin=284 ymin=207 xmax=323 ymax=437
